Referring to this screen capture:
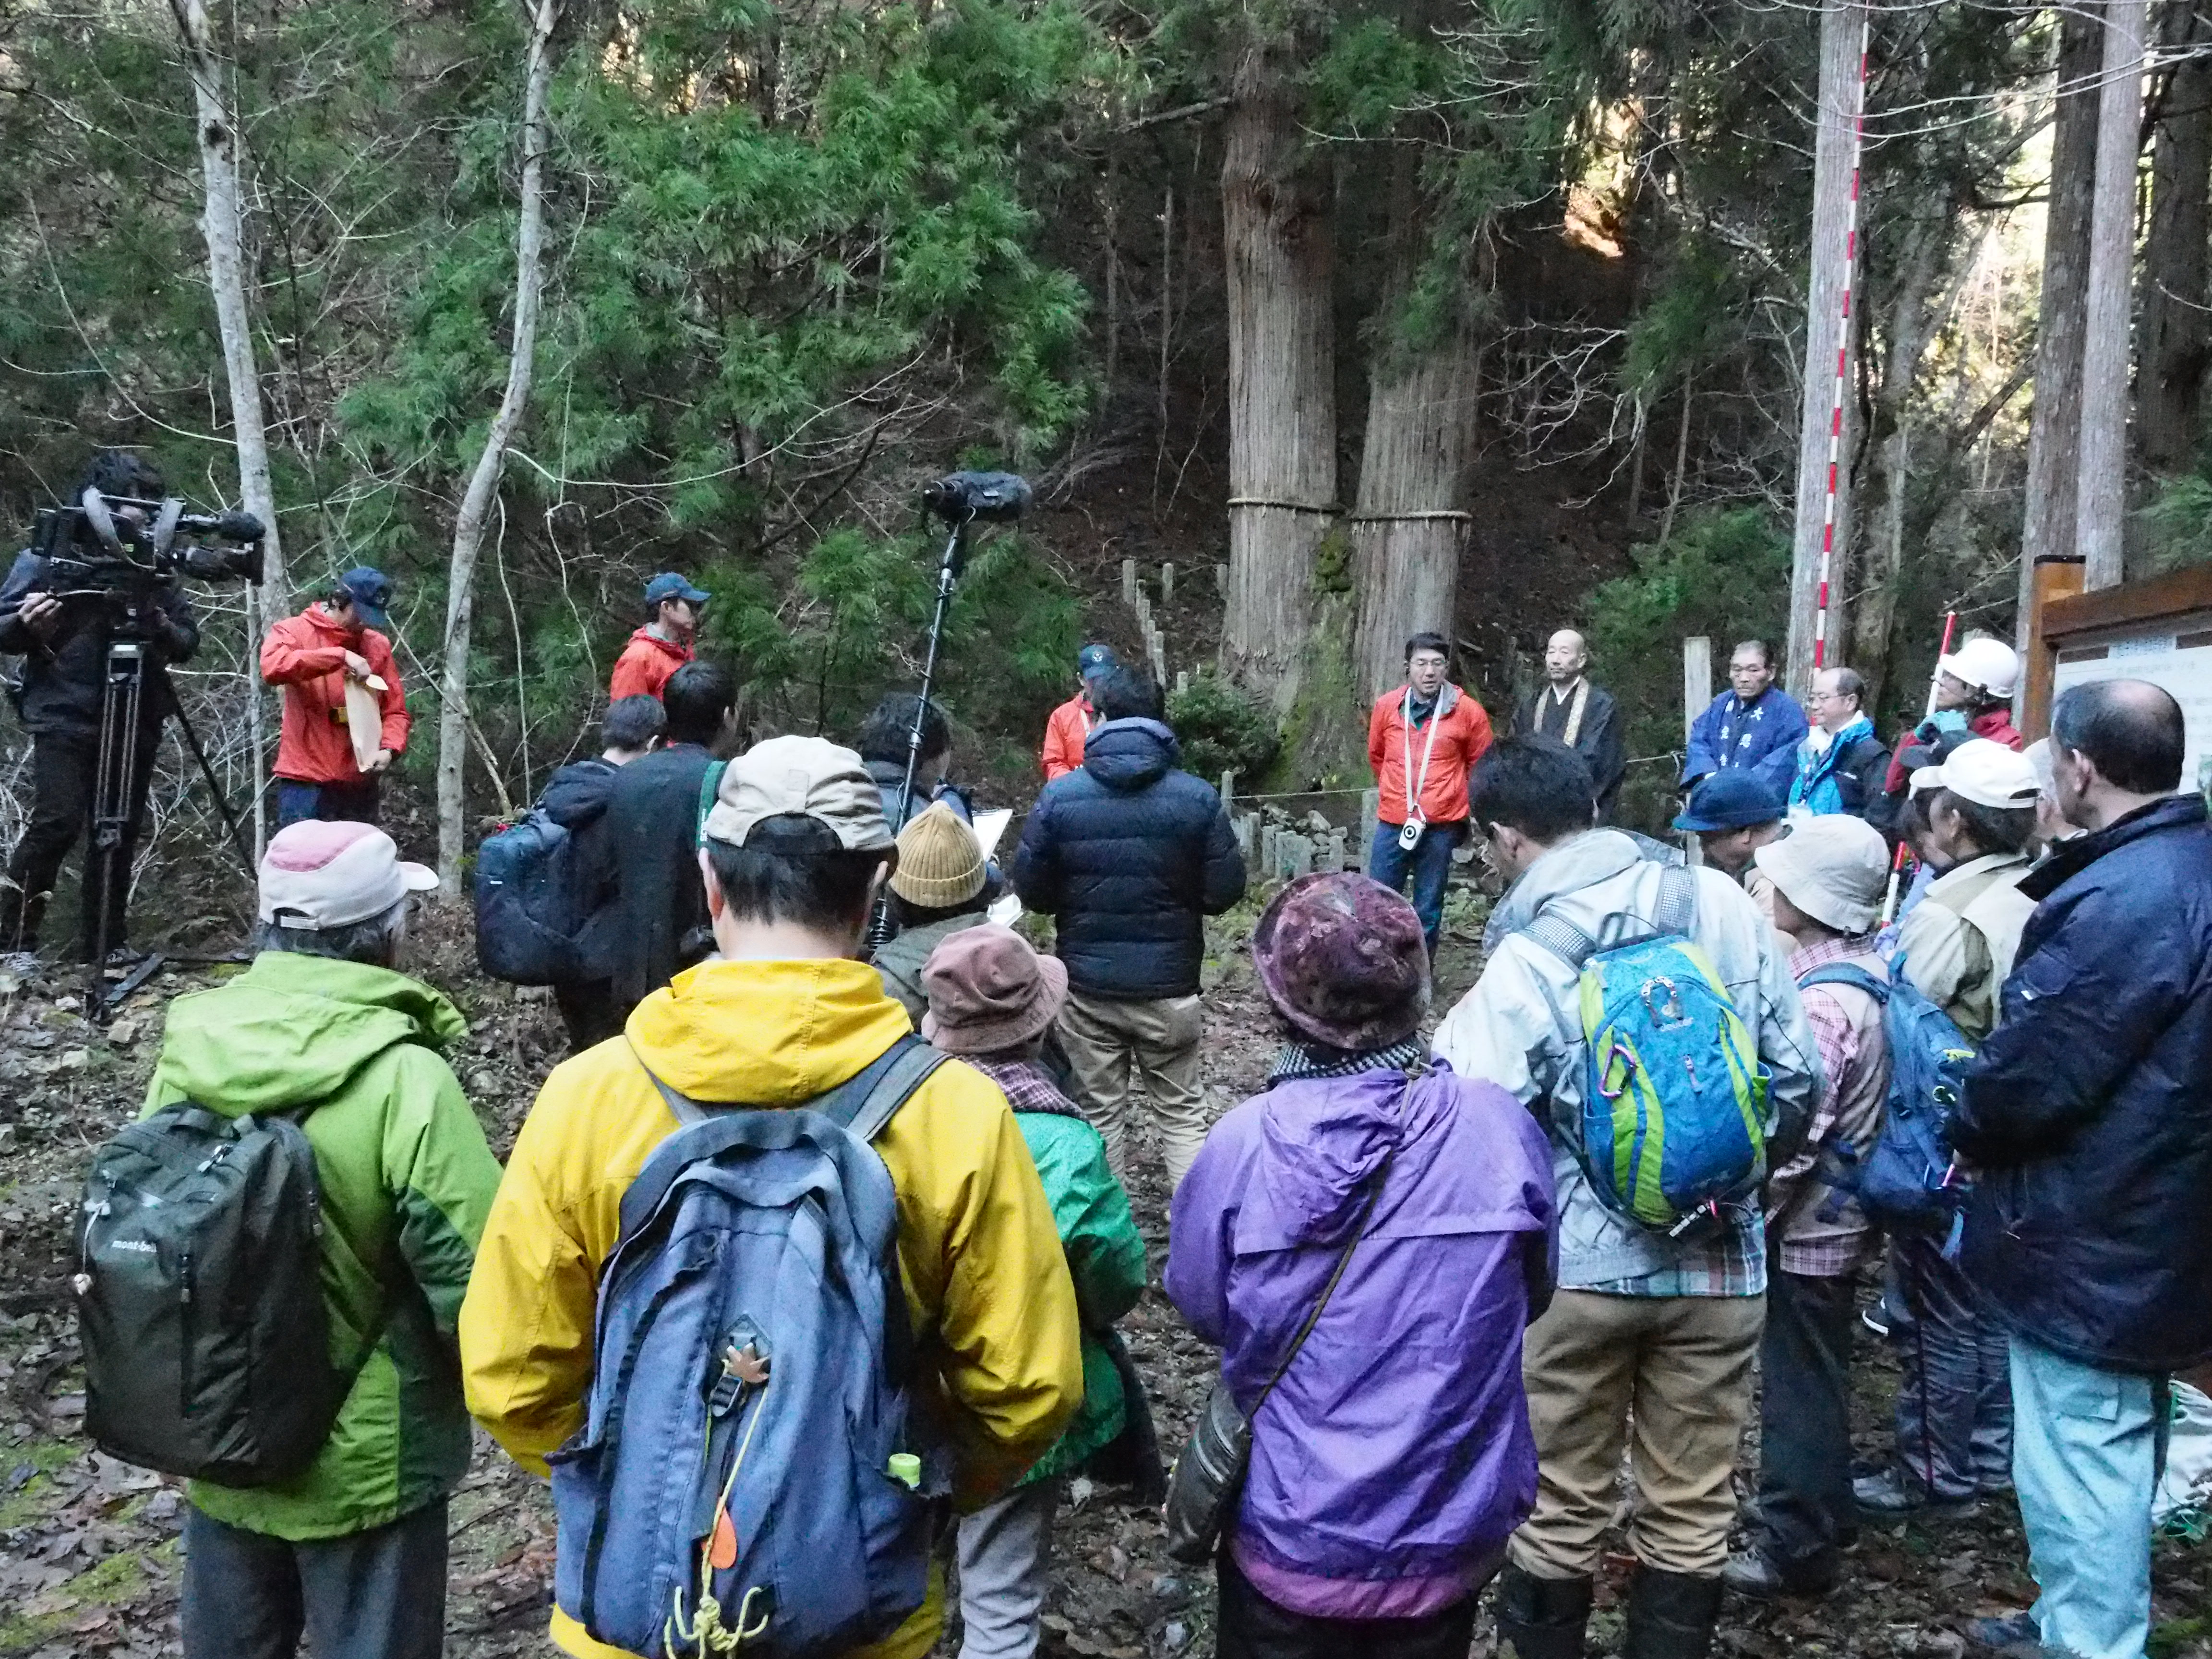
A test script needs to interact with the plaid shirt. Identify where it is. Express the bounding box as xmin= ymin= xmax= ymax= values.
xmin=963 ymin=1055 xmax=1087 ymax=1120
xmin=1771 ymin=934 xmax=1887 ymax=1277
xmin=1577 ymin=1208 xmax=1767 ymax=1298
